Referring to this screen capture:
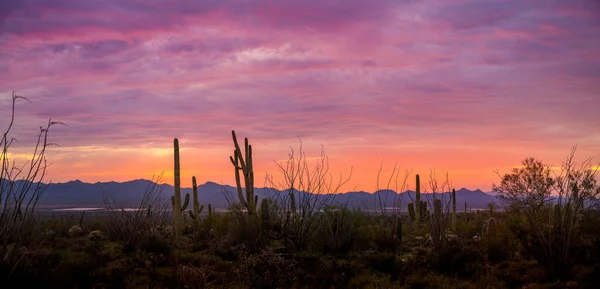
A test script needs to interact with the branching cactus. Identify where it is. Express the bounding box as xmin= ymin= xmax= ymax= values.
xmin=229 ymin=130 xmax=256 ymax=215
xmin=172 ymin=138 xmax=190 ymax=237
xmin=188 ymin=176 xmax=205 ymax=228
